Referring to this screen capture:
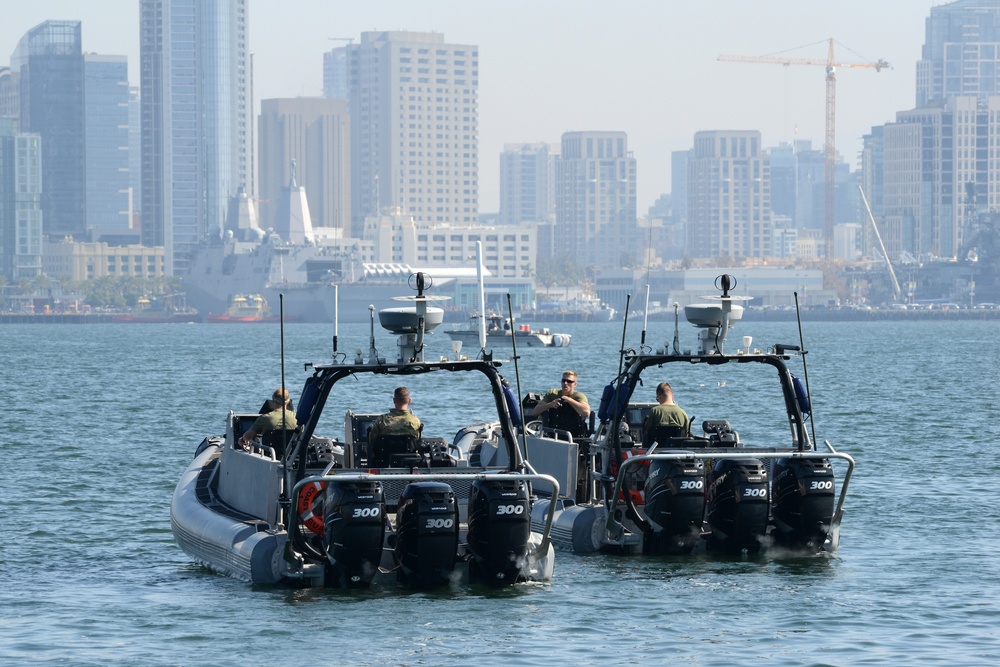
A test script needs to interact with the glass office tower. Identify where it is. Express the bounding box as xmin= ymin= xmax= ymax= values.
xmin=11 ymin=20 xmax=85 ymax=241
xmin=140 ymin=0 xmax=251 ymax=274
